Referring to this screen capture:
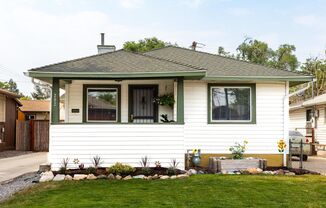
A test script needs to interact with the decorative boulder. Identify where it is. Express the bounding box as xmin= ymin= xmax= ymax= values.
xmin=177 ymin=174 xmax=189 ymax=179
xmin=123 ymin=175 xmax=132 ymax=180
xmin=285 ymin=172 xmax=296 ymax=176
xmin=107 ymin=174 xmax=115 ymax=180
xmin=246 ymin=168 xmax=263 ymax=174
xmin=73 ymin=174 xmax=87 ymax=180
xmin=152 ymin=174 xmax=159 ymax=180
xmin=133 ymin=175 xmax=145 ymax=179
xmin=64 ymin=175 xmax=73 ymax=180
xmin=87 ymin=174 xmax=97 ymax=180
xmin=188 ymin=169 xmax=197 ymax=175
xmin=170 ymin=175 xmax=177 ymax=179
xmin=115 ymin=175 xmax=122 ymax=180
xmin=39 ymin=171 xmax=54 ymax=182
xmin=53 ymin=174 xmax=65 ymax=181
xmin=160 ymin=175 xmax=170 ymax=180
